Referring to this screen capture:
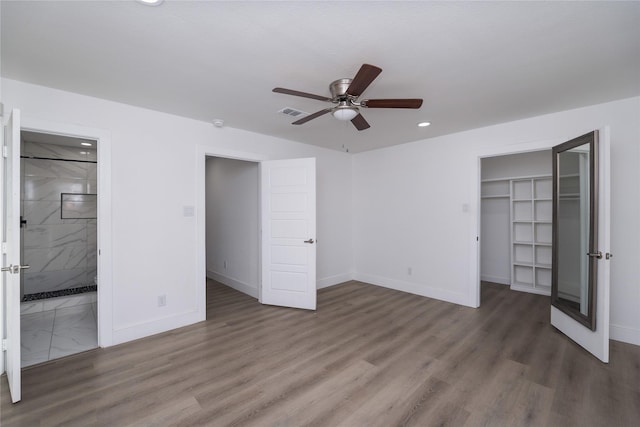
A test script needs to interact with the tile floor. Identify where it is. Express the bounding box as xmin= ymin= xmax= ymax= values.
xmin=21 ymin=297 xmax=97 ymax=367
